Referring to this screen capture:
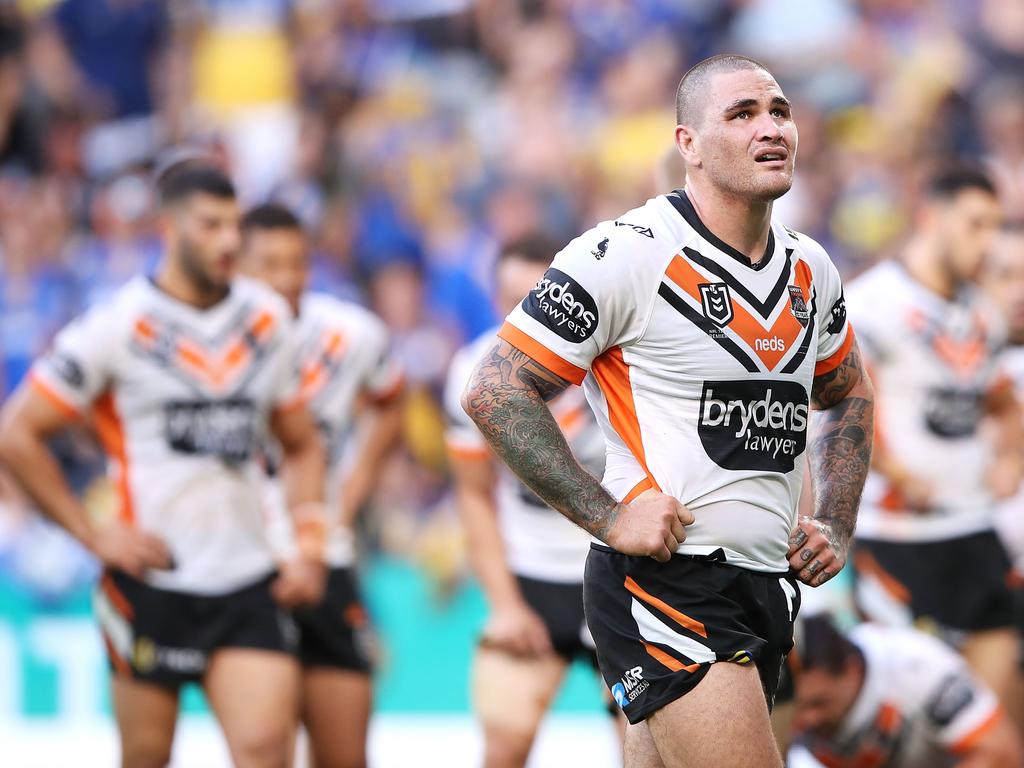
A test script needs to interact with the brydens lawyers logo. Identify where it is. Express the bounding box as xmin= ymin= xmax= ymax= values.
xmin=699 ymin=283 xmax=733 ymax=327
xmin=522 ymin=268 xmax=599 ymax=343
xmin=611 ymin=666 xmax=649 ymax=708
xmin=698 ymin=380 xmax=808 ymax=472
